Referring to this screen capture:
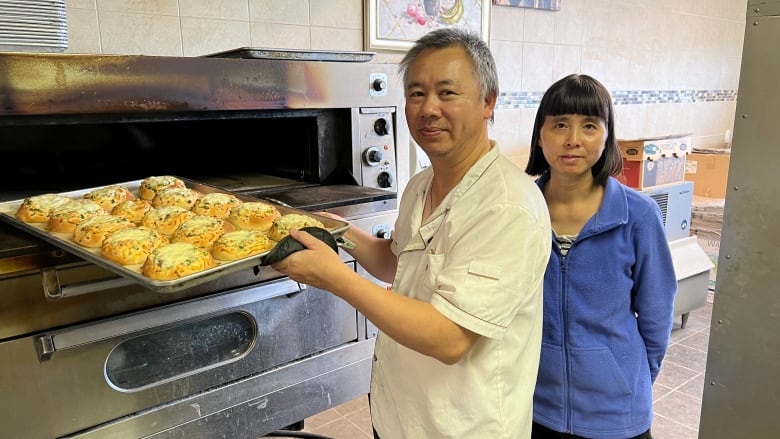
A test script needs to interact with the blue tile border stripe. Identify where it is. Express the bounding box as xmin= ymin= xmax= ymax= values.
xmin=494 ymin=0 xmax=561 ymax=11
xmin=496 ymin=89 xmax=738 ymax=109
